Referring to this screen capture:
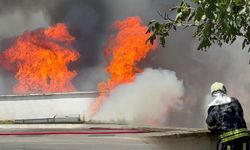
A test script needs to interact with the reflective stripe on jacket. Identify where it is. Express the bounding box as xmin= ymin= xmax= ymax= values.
xmin=219 ymin=128 xmax=249 ymax=143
